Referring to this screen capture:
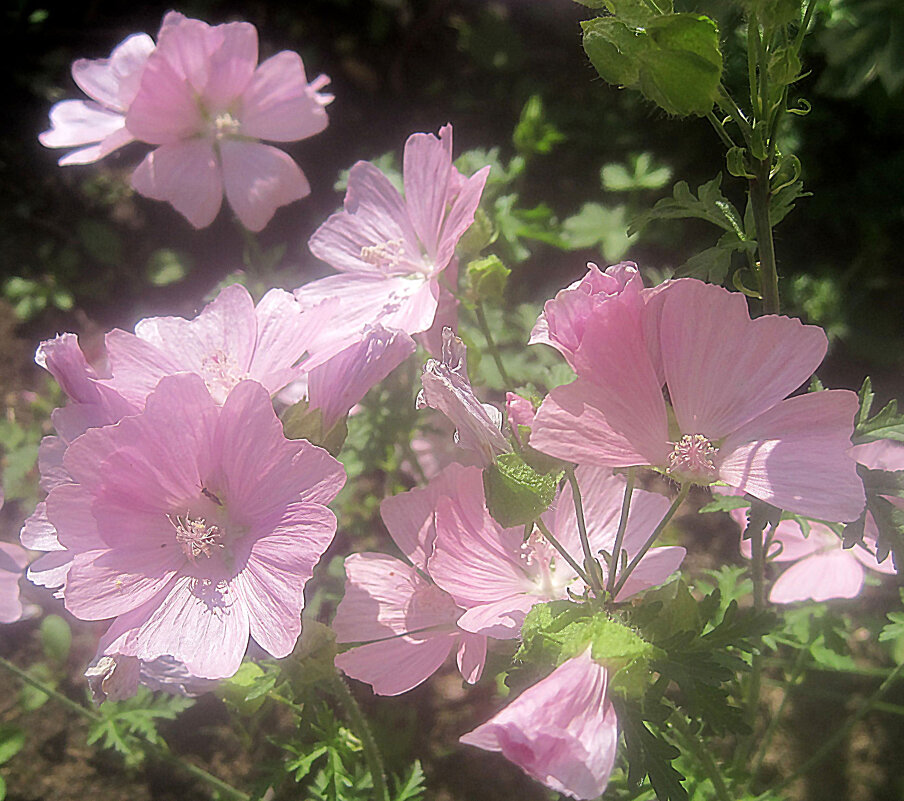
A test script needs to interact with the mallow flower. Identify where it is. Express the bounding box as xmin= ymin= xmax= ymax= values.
xmin=40 ymin=32 xmax=155 ymax=165
xmin=49 ymin=374 xmax=344 ymax=680
xmin=531 ymin=276 xmax=864 ymax=522
xmin=460 ymin=647 xmax=618 ymax=800
xmin=428 ymin=466 xmax=685 ymax=638
xmin=295 ymin=124 xmax=489 ymax=349
xmin=126 ymin=11 xmax=332 ymax=230
xmin=332 ymin=464 xmax=487 ymax=695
